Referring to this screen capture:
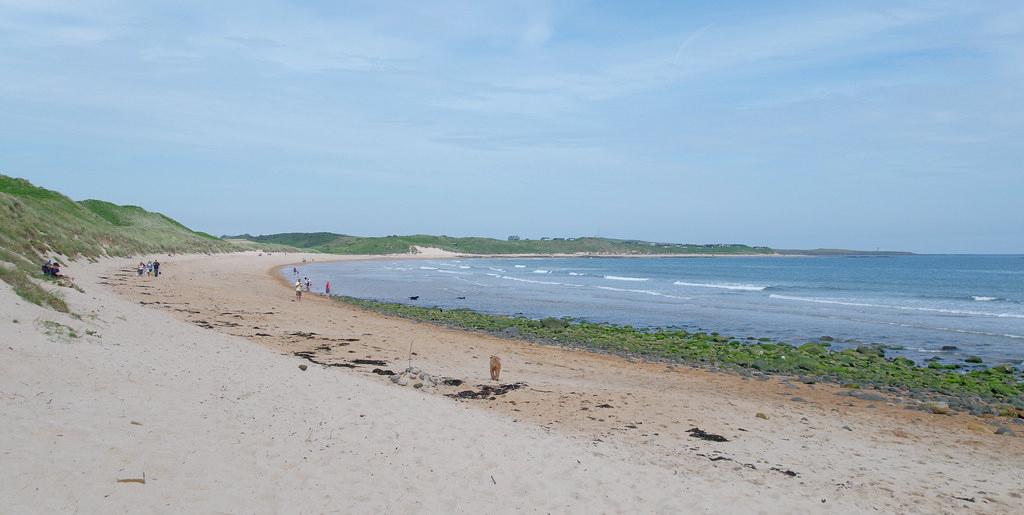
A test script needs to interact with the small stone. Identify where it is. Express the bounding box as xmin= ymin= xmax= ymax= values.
xmin=755 ymin=412 xmax=769 ymax=420
xmin=995 ymin=426 xmax=1015 ymax=437
xmin=790 ymin=396 xmax=806 ymax=403
xmin=413 ymin=382 xmax=424 ymax=389
xmin=298 ymin=364 xmax=307 ymax=371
